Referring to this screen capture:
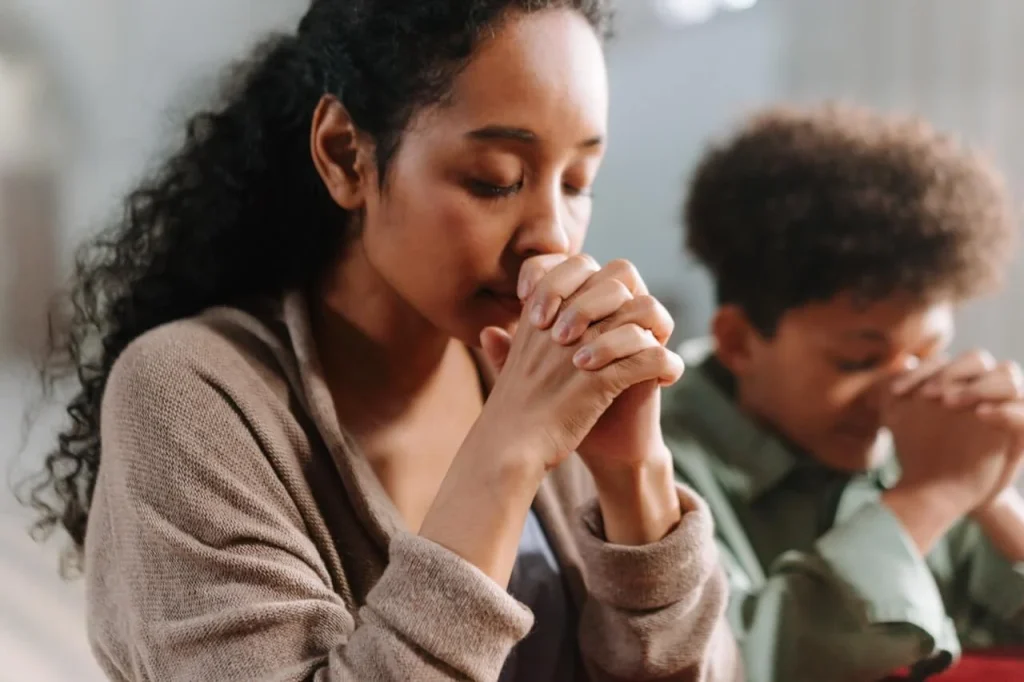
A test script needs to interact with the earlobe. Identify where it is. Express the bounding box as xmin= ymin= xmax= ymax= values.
xmin=712 ymin=305 xmax=755 ymax=376
xmin=310 ymin=95 xmax=371 ymax=211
